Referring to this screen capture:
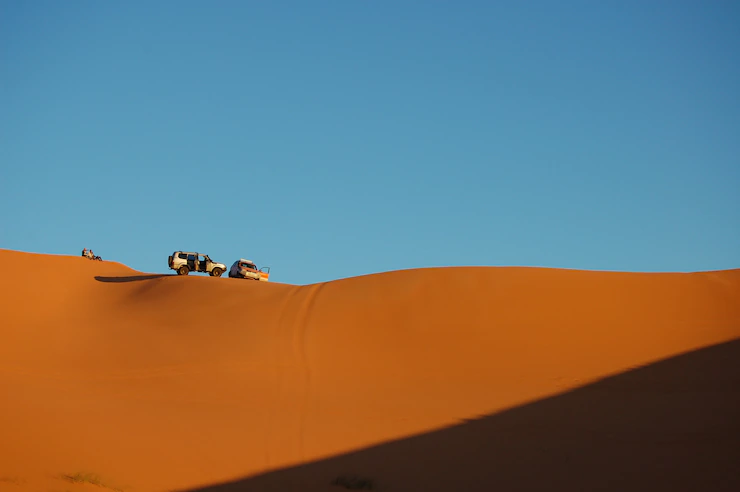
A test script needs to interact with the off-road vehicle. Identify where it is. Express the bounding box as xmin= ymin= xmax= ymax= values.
xmin=168 ymin=251 xmax=227 ymax=277
xmin=228 ymin=259 xmax=270 ymax=281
